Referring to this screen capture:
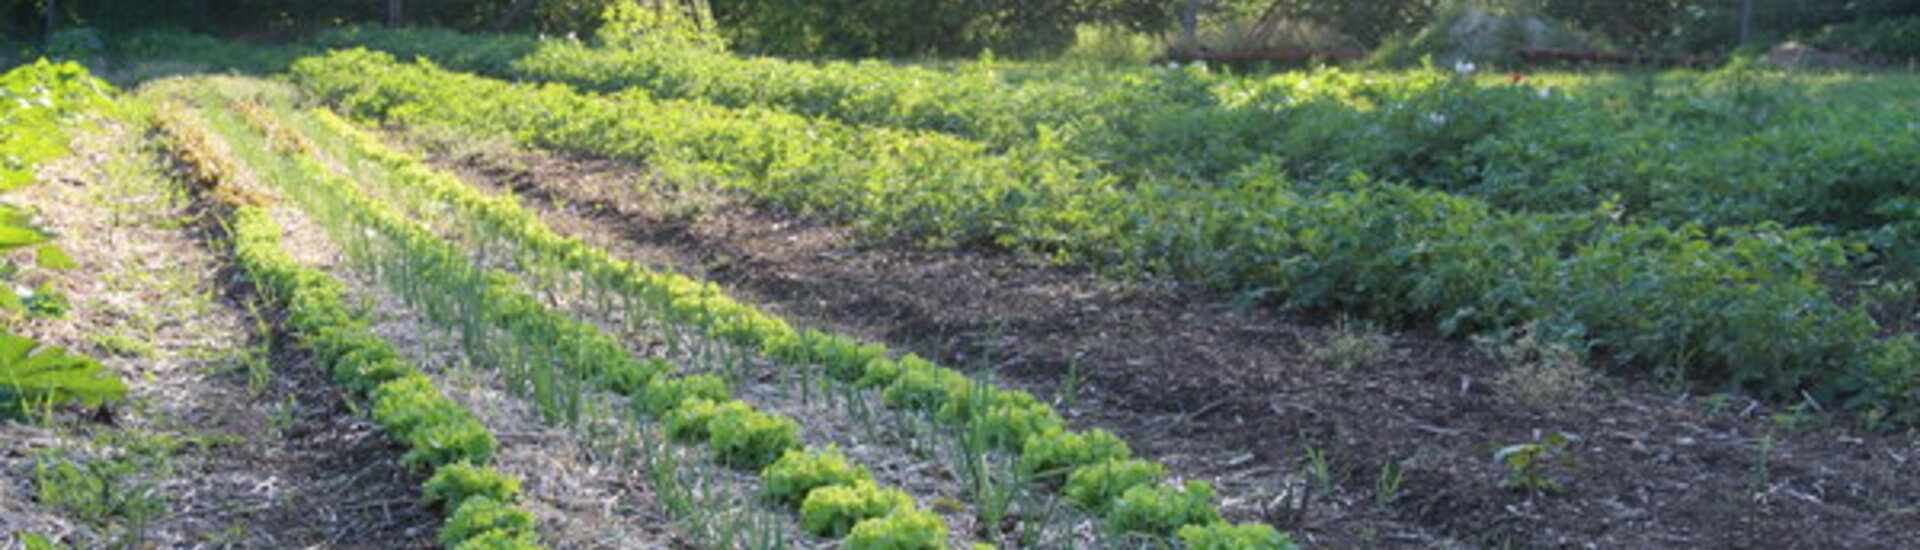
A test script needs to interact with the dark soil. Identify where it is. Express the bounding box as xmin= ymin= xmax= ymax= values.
xmin=150 ymin=311 xmax=442 ymax=550
xmin=415 ymin=136 xmax=1920 ymax=550
xmin=156 ymin=146 xmax=439 ymax=550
